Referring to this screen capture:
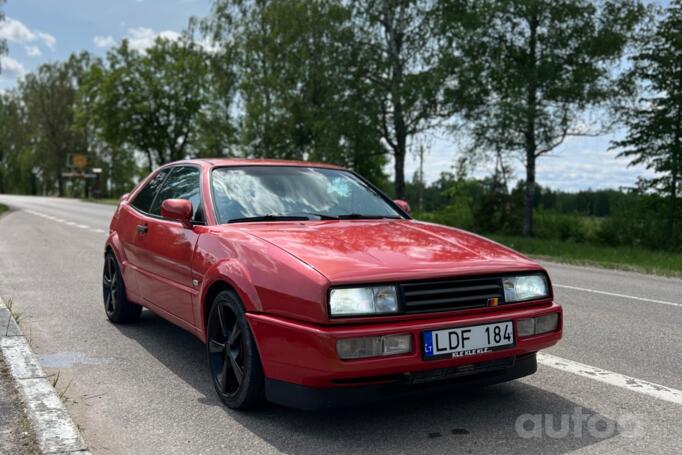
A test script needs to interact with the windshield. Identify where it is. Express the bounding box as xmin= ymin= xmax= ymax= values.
xmin=211 ymin=166 xmax=403 ymax=224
